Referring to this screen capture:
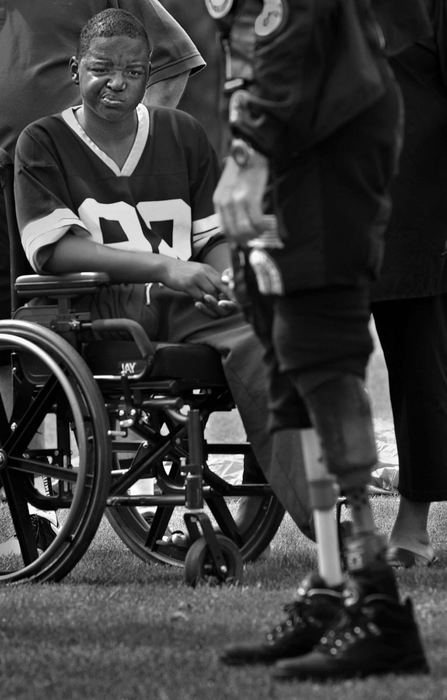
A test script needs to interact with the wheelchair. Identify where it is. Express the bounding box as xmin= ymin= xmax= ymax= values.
xmin=0 ymin=148 xmax=285 ymax=585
